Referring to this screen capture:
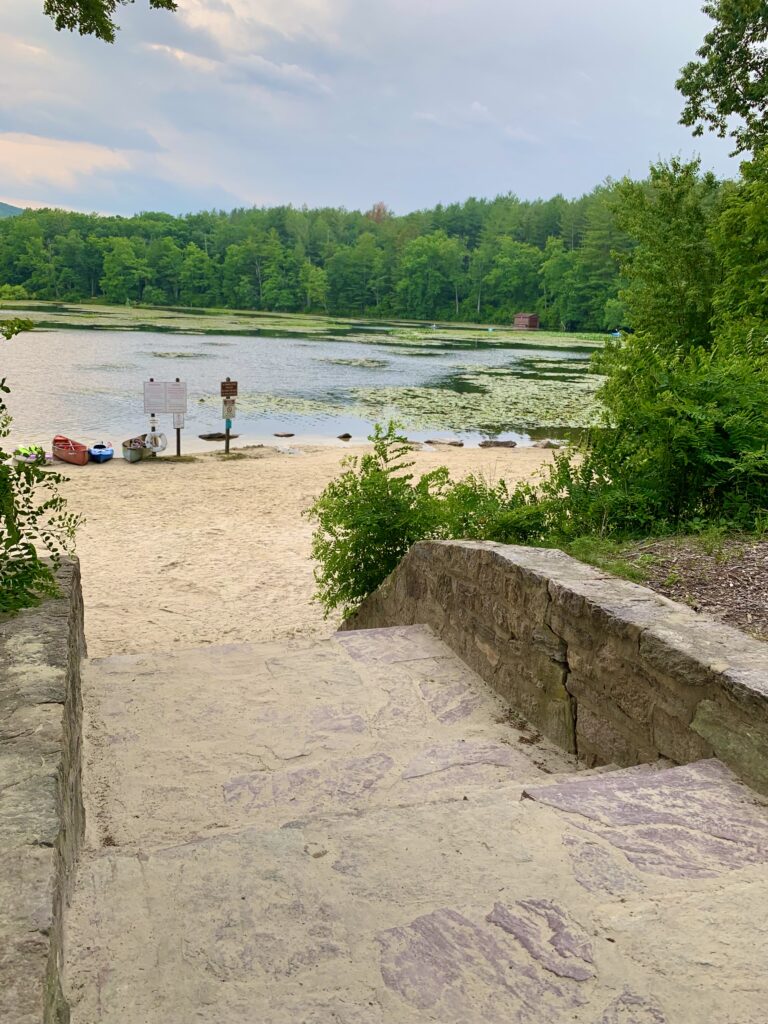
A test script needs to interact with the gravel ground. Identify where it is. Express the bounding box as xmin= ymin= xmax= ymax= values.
xmin=623 ymin=536 xmax=768 ymax=642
